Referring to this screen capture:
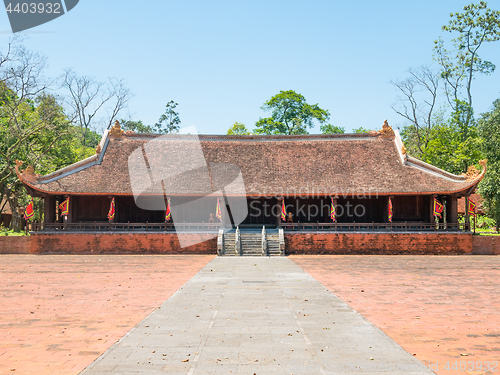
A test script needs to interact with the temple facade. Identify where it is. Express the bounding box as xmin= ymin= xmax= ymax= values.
xmin=17 ymin=121 xmax=485 ymax=255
